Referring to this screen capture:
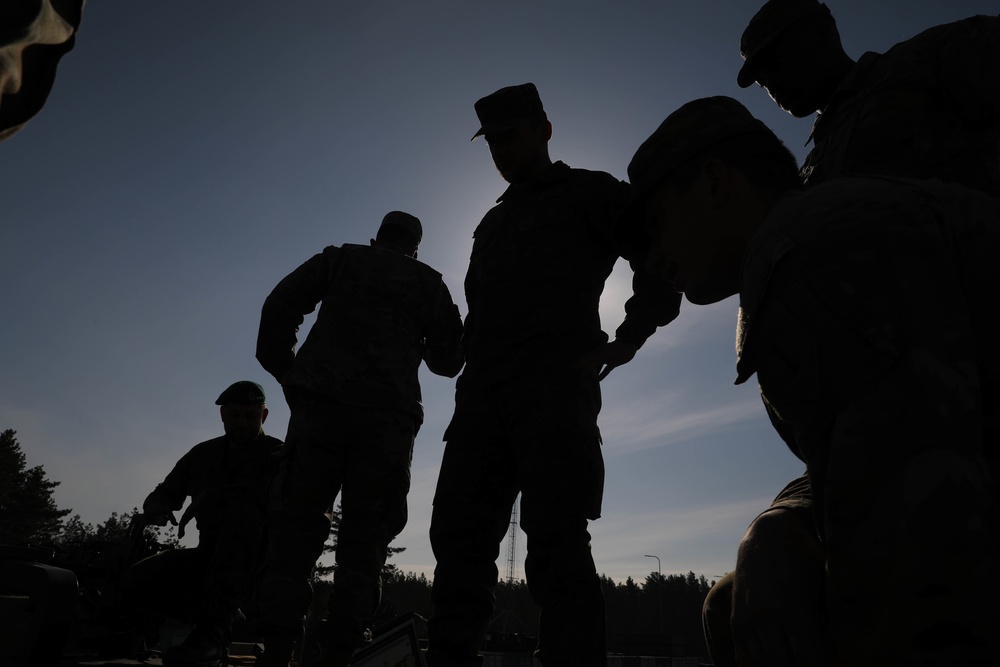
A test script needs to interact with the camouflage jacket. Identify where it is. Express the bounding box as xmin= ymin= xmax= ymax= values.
xmin=460 ymin=161 xmax=680 ymax=387
xmin=256 ymin=243 xmax=464 ymax=420
xmin=735 ymin=175 xmax=999 ymax=518
xmin=143 ymin=432 xmax=283 ymax=547
xmin=801 ymin=15 xmax=1000 ymax=196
